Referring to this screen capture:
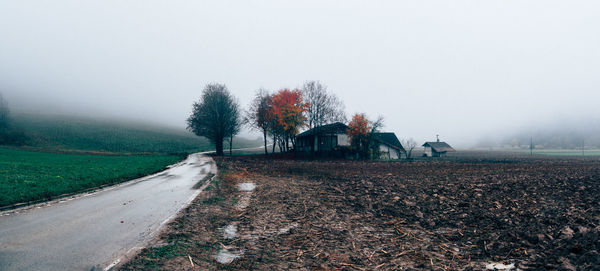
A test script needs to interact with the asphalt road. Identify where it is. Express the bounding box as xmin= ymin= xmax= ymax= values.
xmin=0 ymin=153 xmax=215 ymax=271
